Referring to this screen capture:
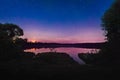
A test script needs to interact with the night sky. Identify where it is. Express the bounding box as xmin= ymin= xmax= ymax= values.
xmin=0 ymin=0 xmax=114 ymax=43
